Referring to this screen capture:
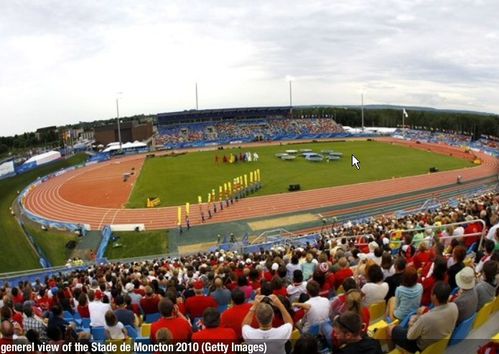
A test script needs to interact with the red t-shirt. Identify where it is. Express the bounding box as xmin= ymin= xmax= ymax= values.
xmin=0 ymin=338 xmax=14 ymax=354
xmin=412 ymin=251 xmax=431 ymax=270
xmin=220 ymin=303 xmax=252 ymax=340
xmin=185 ymin=295 xmax=218 ymax=318
xmin=273 ymin=288 xmax=288 ymax=297
xmin=77 ymin=305 xmax=90 ymax=318
xmin=334 ymin=268 xmax=354 ymax=289
xmin=140 ymin=296 xmax=160 ymax=314
xmin=150 ymin=317 xmax=192 ymax=342
xmin=192 ymin=327 xmax=238 ymax=354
